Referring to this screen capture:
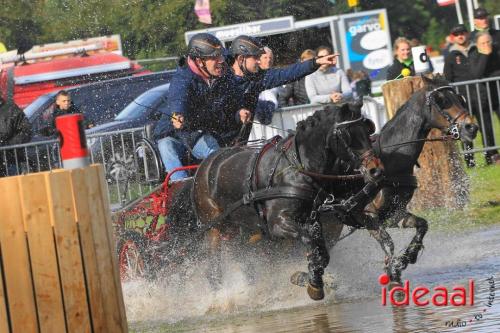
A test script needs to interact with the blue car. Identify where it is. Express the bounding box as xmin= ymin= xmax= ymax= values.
xmin=86 ymin=83 xmax=170 ymax=184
